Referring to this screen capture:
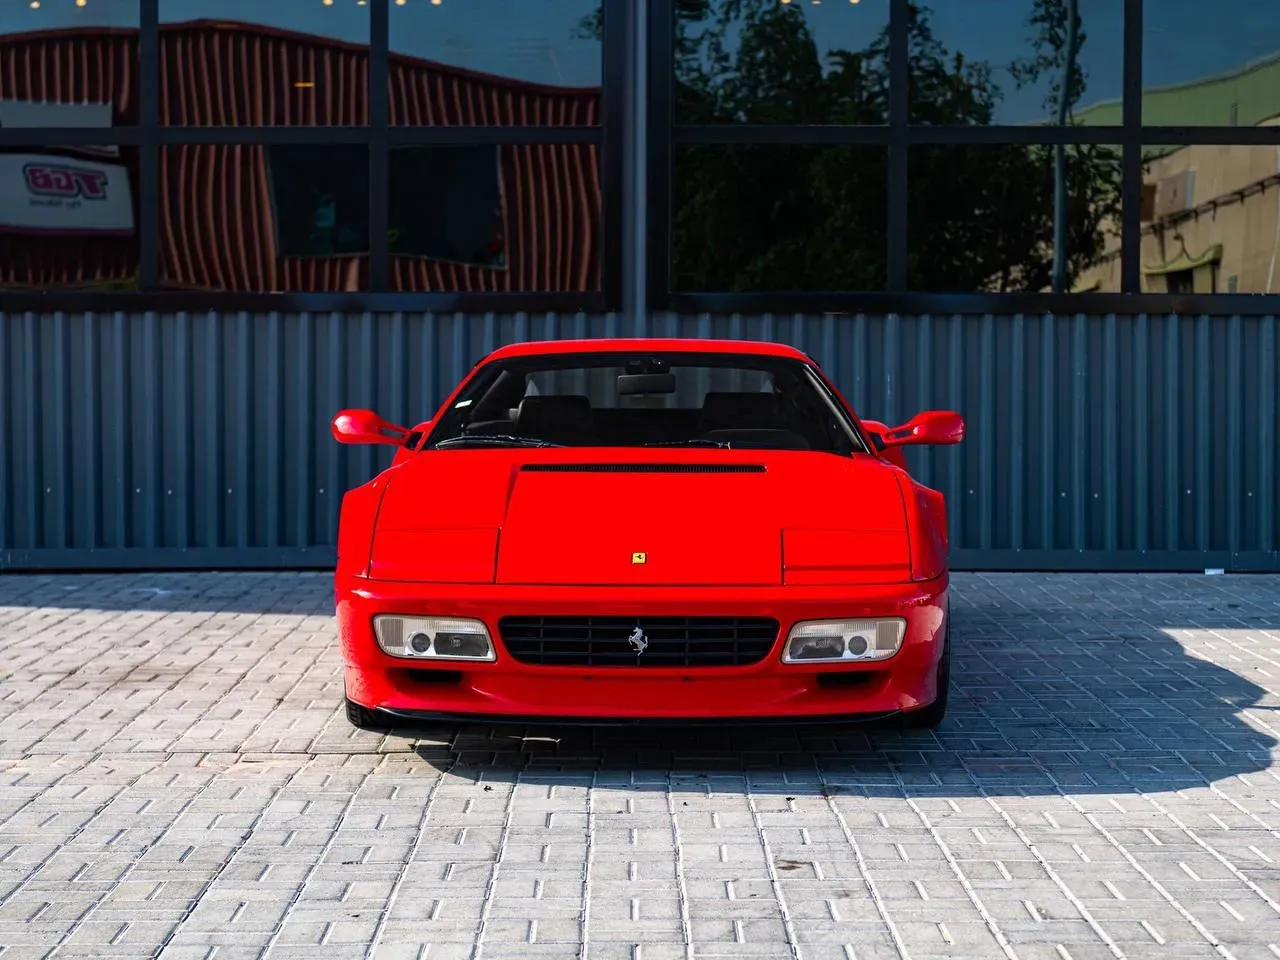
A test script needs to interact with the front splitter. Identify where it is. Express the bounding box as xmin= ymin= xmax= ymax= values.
xmin=375 ymin=706 xmax=903 ymax=727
